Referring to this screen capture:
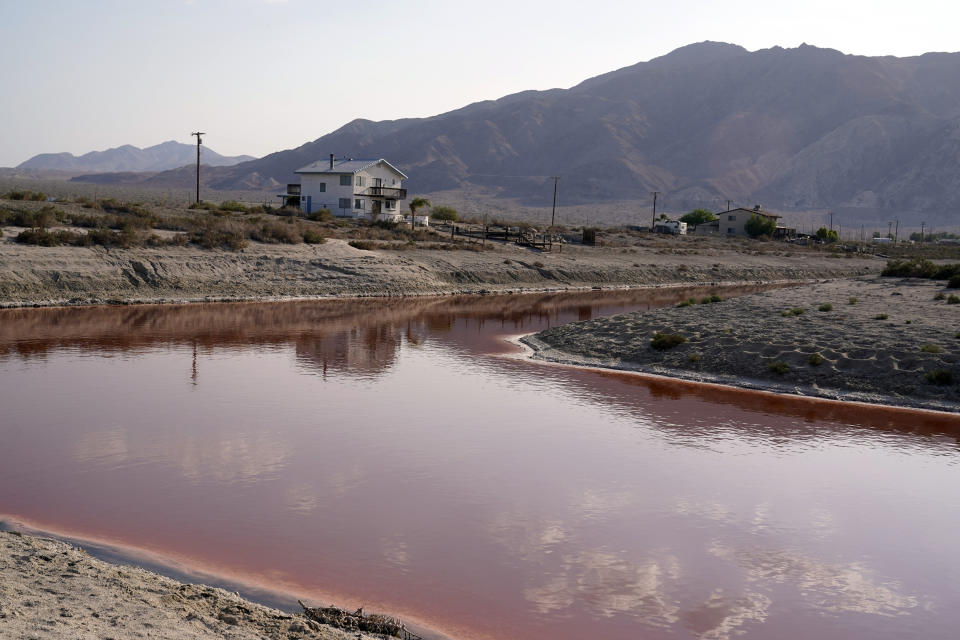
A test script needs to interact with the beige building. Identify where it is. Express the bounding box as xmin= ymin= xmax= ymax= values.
xmin=694 ymin=206 xmax=792 ymax=238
